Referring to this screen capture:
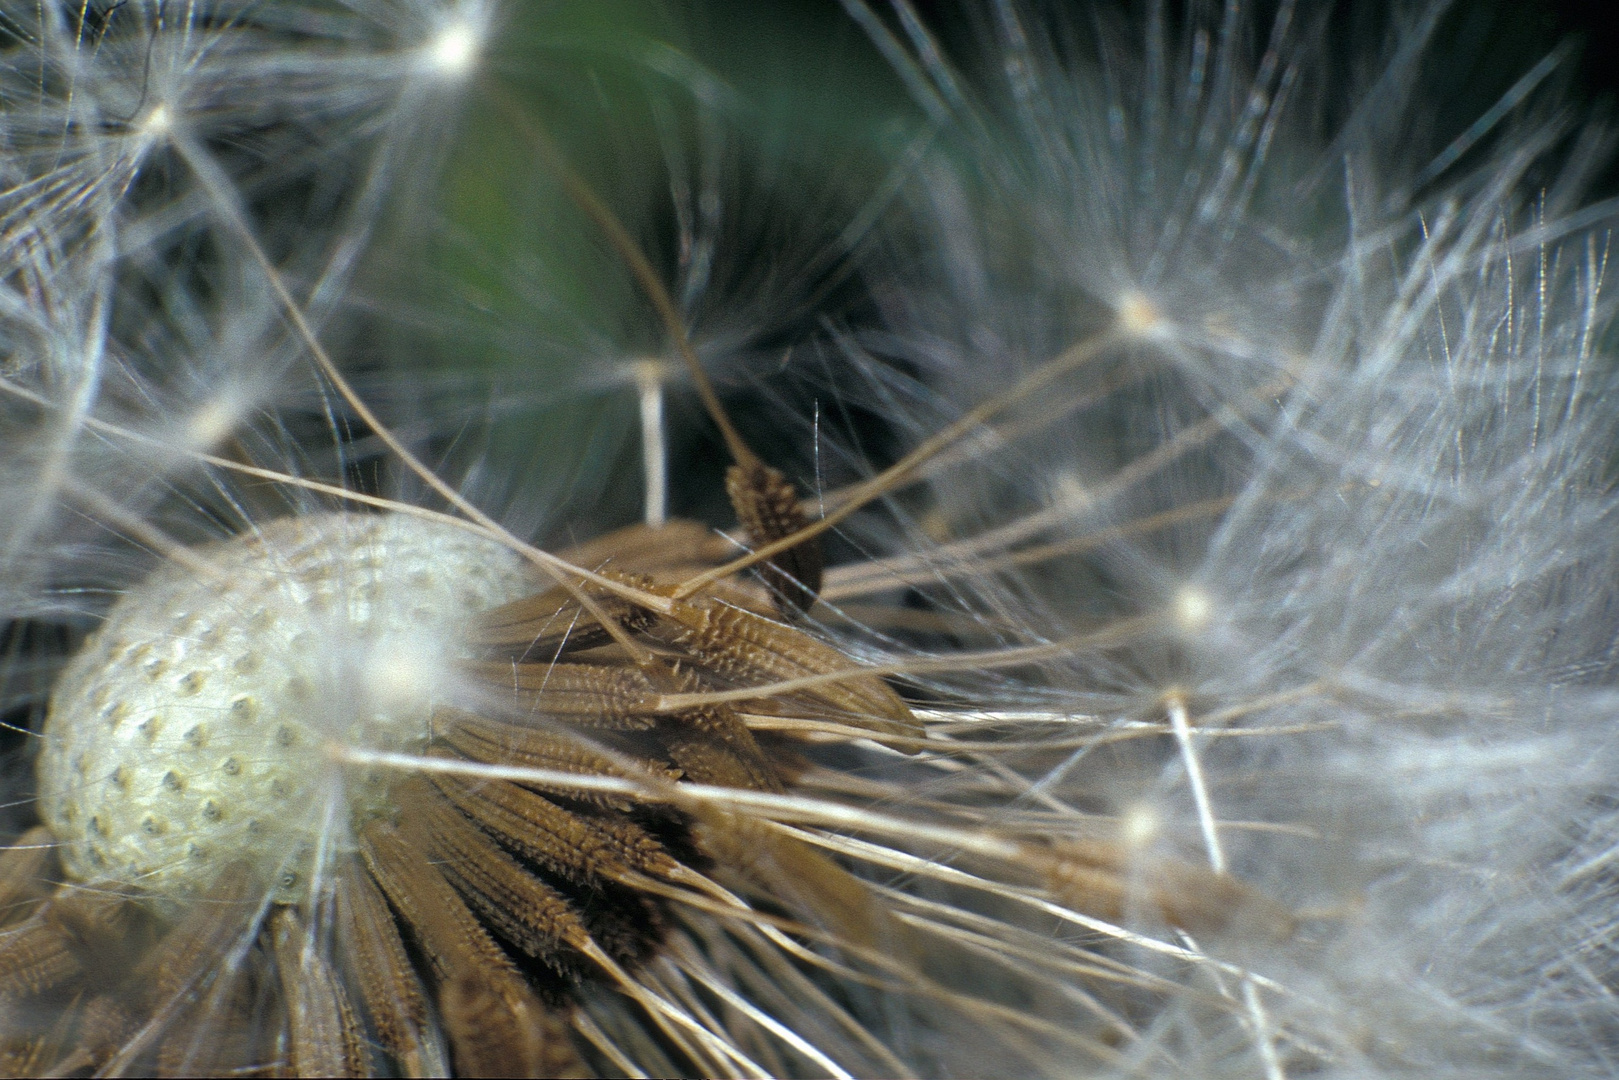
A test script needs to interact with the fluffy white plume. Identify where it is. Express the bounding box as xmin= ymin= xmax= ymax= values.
xmin=843 ymin=2 xmax=1619 ymax=1075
